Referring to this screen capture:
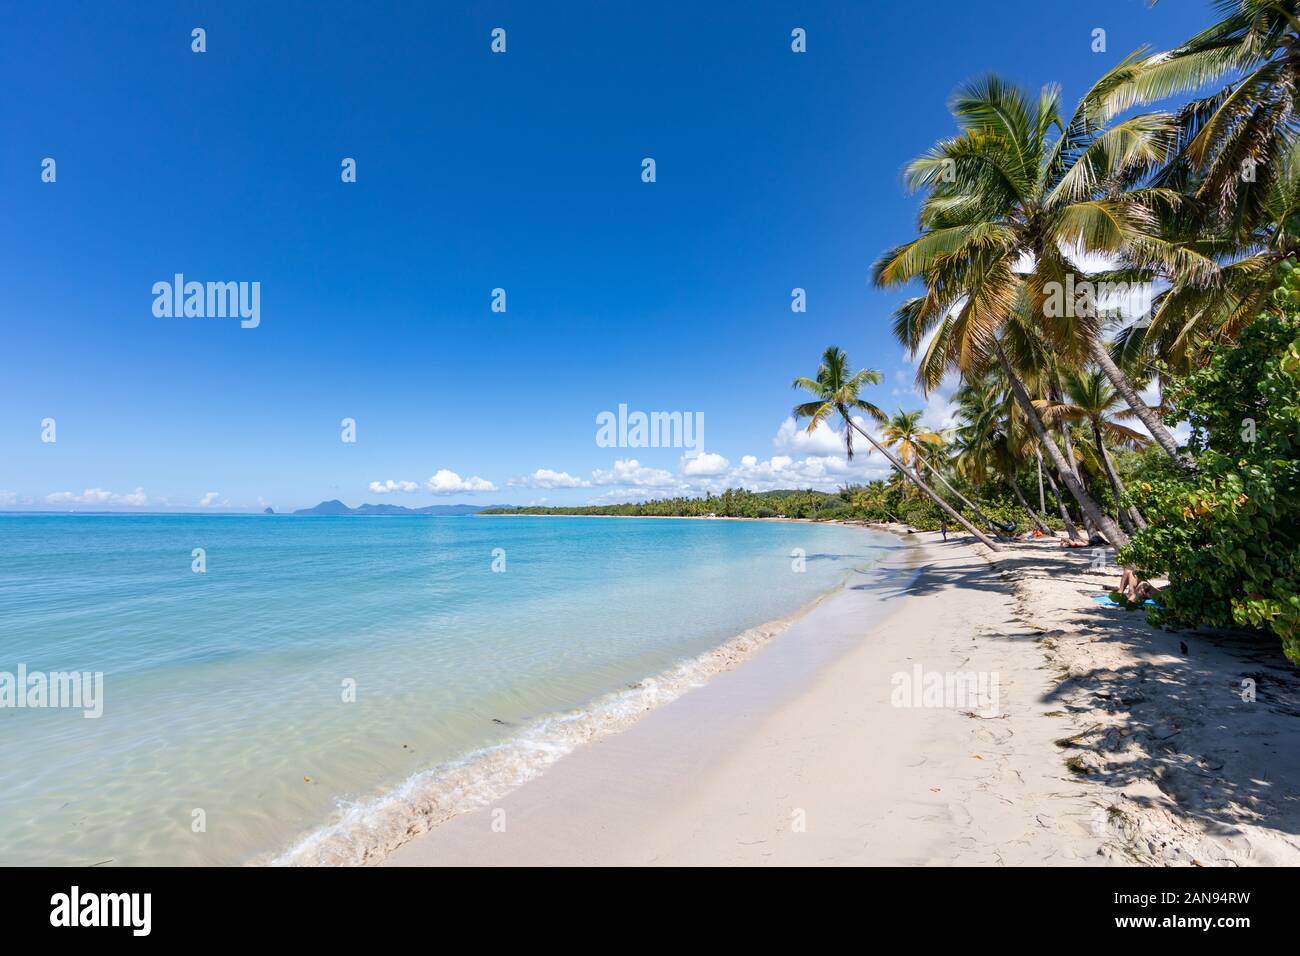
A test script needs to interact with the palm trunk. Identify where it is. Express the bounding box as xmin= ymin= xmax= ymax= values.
xmin=994 ymin=342 xmax=1129 ymax=548
xmin=914 ymin=449 xmax=1001 ymax=532
xmin=1091 ymin=418 xmax=1148 ymax=531
xmin=1009 ymin=470 xmax=1052 ymax=534
xmin=1064 ymin=429 xmax=1097 ymax=539
xmin=1086 ymin=334 xmax=1188 ymax=468
xmin=845 ymin=418 xmax=1001 ymax=551
xmin=1048 ymin=373 xmax=1099 ymax=538
xmin=1056 ymin=410 xmax=1097 ymax=538
xmin=1043 ymin=468 xmax=1079 ymax=539
xmin=1036 ymin=450 xmax=1047 ymax=515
